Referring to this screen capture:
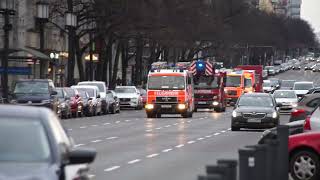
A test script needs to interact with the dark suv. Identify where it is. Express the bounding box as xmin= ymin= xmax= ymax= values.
xmin=10 ymin=79 xmax=59 ymax=113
